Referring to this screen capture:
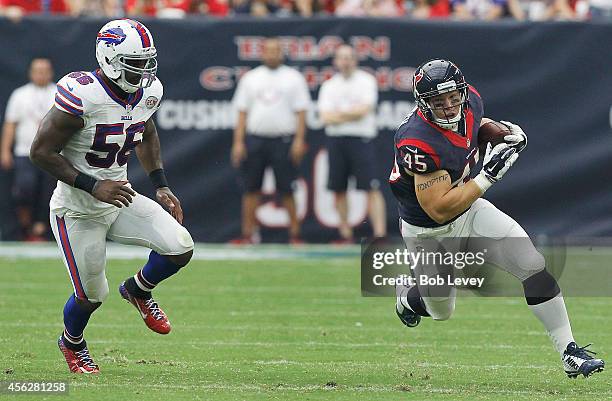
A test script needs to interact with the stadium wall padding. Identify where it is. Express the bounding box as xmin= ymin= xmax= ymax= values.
xmin=1 ymin=17 xmax=611 ymax=241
